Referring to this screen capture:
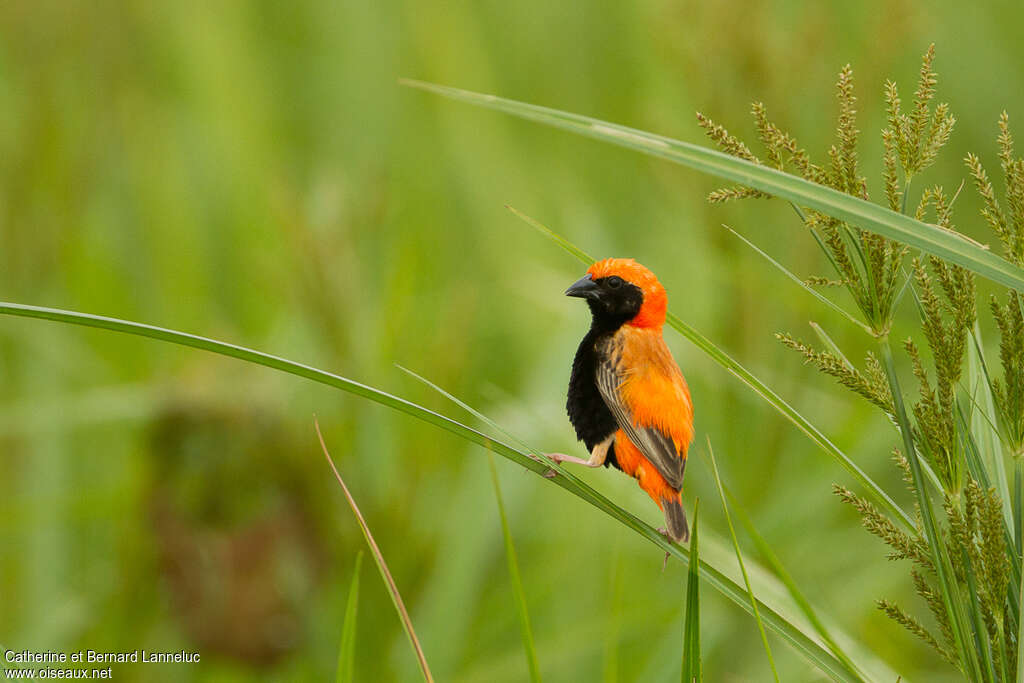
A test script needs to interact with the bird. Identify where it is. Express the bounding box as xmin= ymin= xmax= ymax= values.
xmin=545 ymin=258 xmax=694 ymax=544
